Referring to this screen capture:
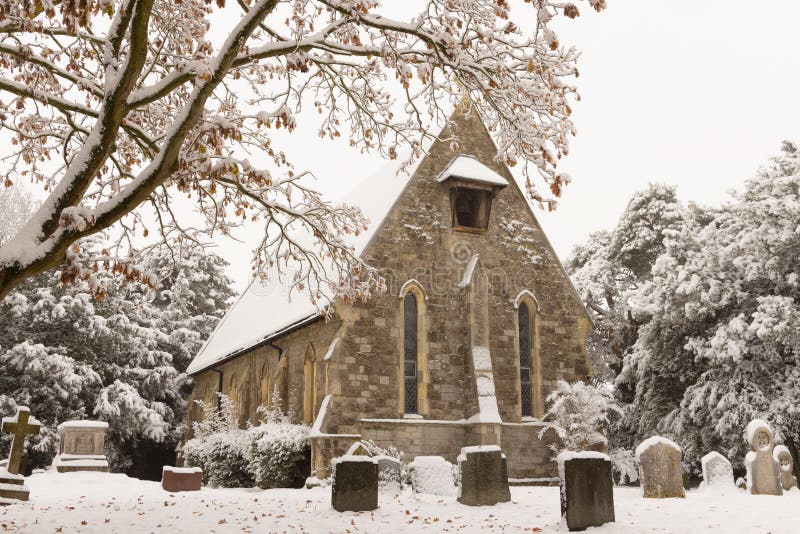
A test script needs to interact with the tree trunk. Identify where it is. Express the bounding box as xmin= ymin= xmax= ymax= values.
xmin=785 ymin=434 xmax=800 ymax=482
